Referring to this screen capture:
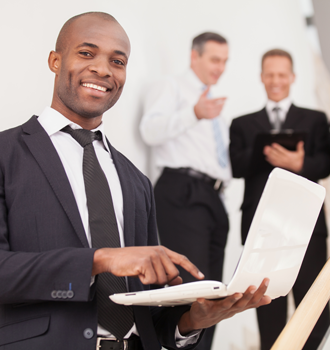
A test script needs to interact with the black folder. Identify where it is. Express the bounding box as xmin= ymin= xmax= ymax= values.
xmin=248 ymin=129 xmax=307 ymax=174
